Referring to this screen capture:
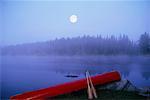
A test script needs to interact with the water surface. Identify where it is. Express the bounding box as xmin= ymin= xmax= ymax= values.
xmin=1 ymin=55 xmax=150 ymax=99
